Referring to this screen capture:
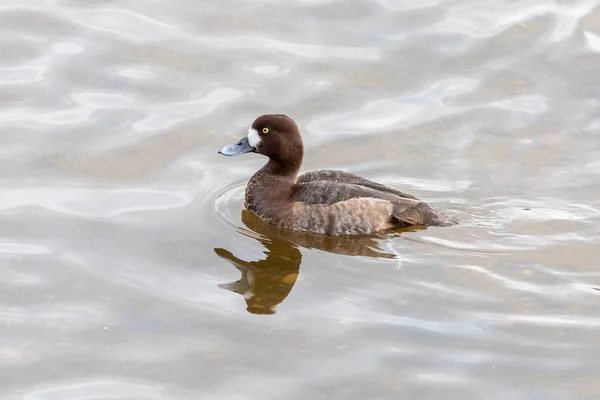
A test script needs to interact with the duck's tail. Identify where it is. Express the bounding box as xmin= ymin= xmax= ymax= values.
xmin=392 ymin=202 xmax=457 ymax=227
